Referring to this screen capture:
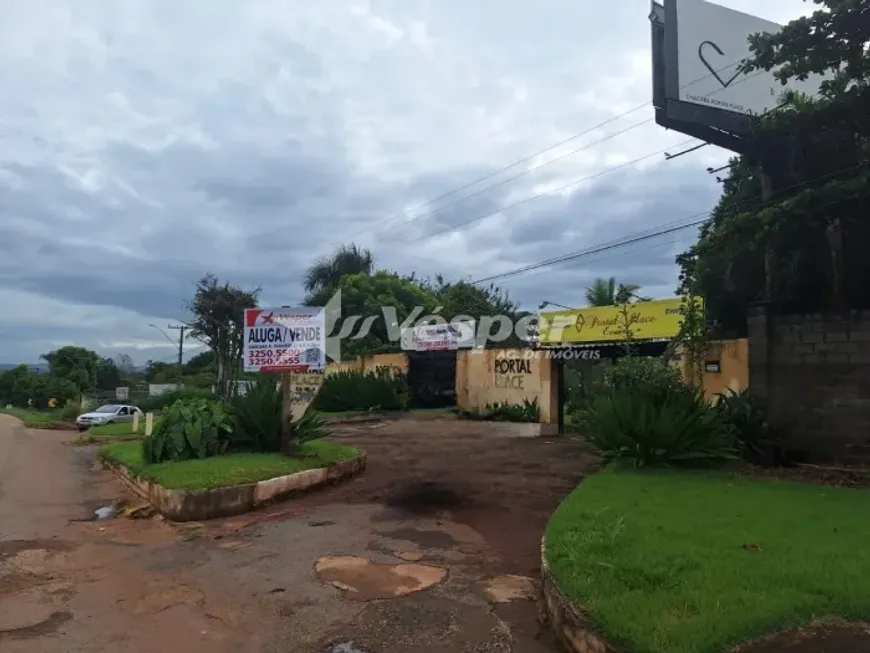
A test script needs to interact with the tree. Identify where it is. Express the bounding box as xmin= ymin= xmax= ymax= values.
xmin=584 ymin=277 xmax=644 ymax=306
xmin=187 ymin=273 xmax=260 ymax=400
xmin=304 ymin=243 xmax=374 ymax=305
xmin=0 ymin=365 xmax=36 ymax=407
xmin=113 ymin=354 xmax=138 ymax=380
xmin=336 ymin=271 xmax=437 ymax=358
xmin=96 ymin=358 xmax=122 ymax=391
xmin=40 ymin=346 xmax=100 ymax=396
